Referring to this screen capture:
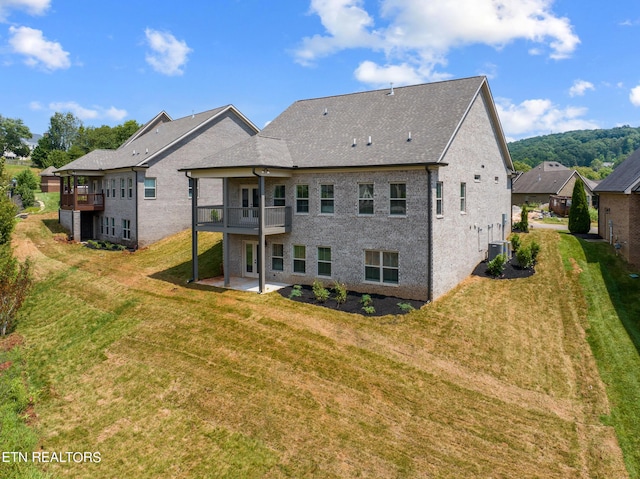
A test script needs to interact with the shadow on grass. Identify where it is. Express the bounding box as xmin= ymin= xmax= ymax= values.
xmin=149 ymin=241 xmax=223 ymax=290
xmin=575 ymin=233 xmax=640 ymax=355
xmin=42 ymin=218 xmax=68 ymax=235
